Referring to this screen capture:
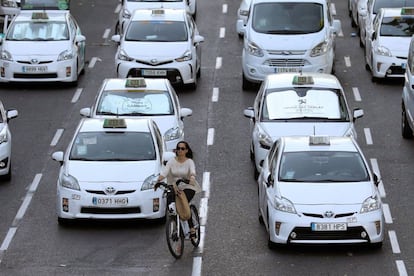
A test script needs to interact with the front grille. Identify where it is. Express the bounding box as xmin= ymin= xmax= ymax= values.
xmin=17 ymin=61 xmax=53 ymax=64
xmin=302 ymin=212 xmax=356 ymax=219
xmin=85 ymin=190 xmax=136 ymax=195
xmin=267 ymin=50 xmax=306 ymax=55
xmin=13 ymin=73 xmax=57 ymax=79
xmin=127 ymin=68 xmax=182 ymax=84
xmin=81 ymin=207 xmax=141 ymax=215
xmin=289 ymin=226 xmax=369 ymax=241
xmin=265 ymin=59 xmax=305 ymax=67
xmin=387 ymin=65 xmax=405 ymax=76
xmin=135 ymin=59 xmax=173 ymax=66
